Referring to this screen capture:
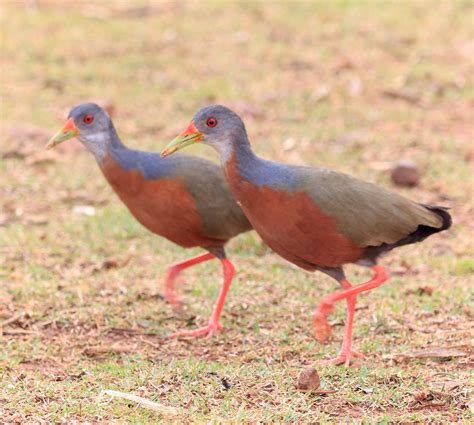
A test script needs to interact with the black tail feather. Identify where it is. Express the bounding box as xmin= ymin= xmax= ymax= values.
xmin=363 ymin=204 xmax=452 ymax=263
xmin=421 ymin=204 xmax=452 ymax=232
